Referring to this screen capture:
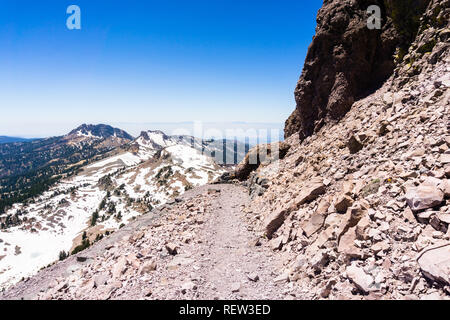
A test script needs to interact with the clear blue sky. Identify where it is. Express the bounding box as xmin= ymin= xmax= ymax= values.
xmin=0 ymin=0 xmax=322 ymax=137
